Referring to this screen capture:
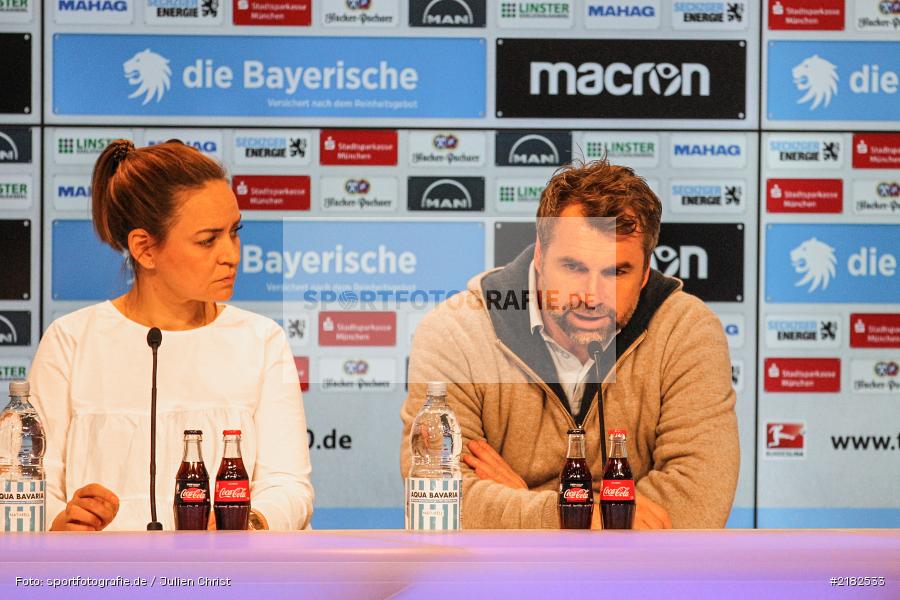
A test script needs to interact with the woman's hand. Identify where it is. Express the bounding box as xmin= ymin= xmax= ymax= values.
xmin=50 ymin=484 xmax=119 ymax=531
